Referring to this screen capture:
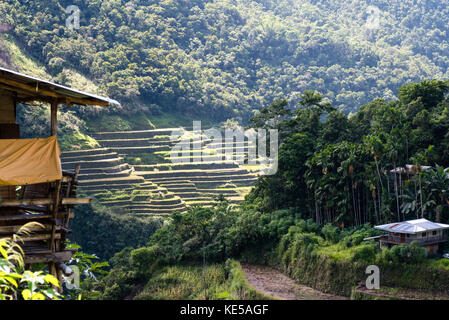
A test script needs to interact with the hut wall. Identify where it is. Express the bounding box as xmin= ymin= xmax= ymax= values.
xmin=0 ymin=89 xmax=15 ymax=123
